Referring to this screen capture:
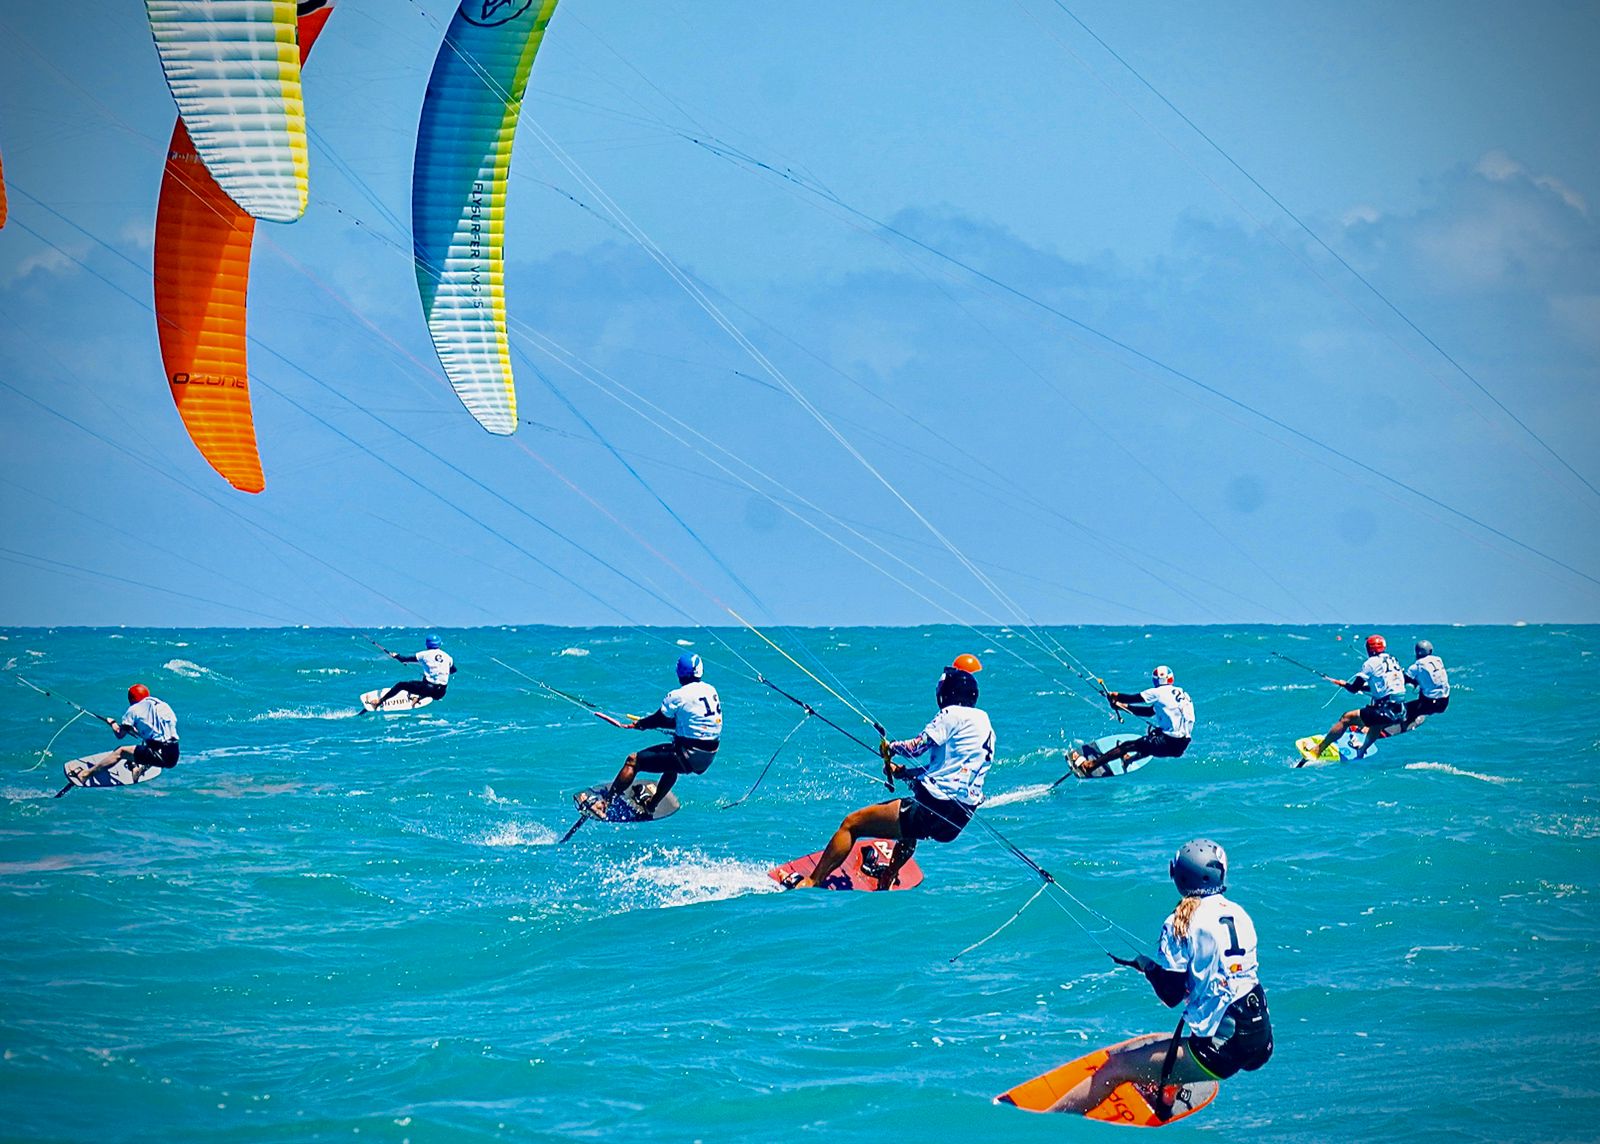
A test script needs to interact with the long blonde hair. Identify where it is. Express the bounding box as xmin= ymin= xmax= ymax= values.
xmin=1171 ymin=895 xmax=1204 ymax=940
